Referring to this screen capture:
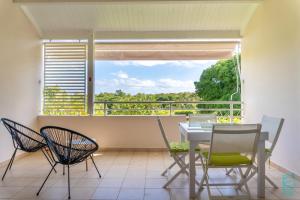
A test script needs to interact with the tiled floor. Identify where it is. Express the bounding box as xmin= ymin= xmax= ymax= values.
xmin=0 ymin=151 xmax=299 ymax=200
